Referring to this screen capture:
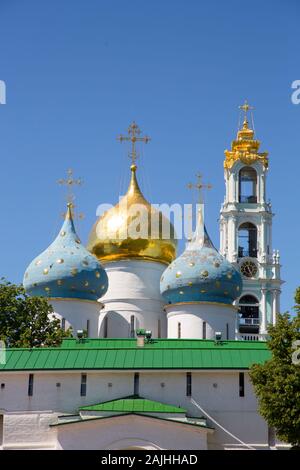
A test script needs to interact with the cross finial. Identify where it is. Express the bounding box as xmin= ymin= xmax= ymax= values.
xmin=57 ymin=169 xmax=84 ymax=219
xmin=117 ymin=121 xmax=151 ymax=166
xmin=239 ymin=100 xmax=254 ymax=120
xmin=187 ymin=173 xmax=212 ymax=204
